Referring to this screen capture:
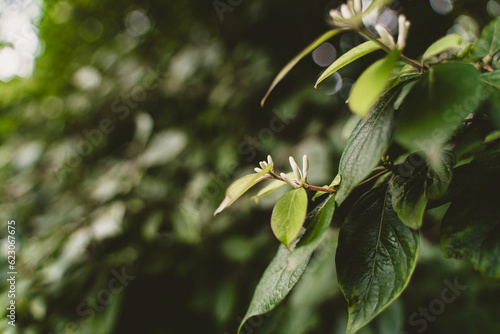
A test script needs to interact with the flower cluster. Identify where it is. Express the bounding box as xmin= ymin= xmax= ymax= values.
xmin=329 ymin=0 xmax=364 ymax=25
xmin=254 ymin=155 xmax=274 ymax=175
xmin=254 ymin=155 xmax=310 ymax=188
xmin=281 ymin=156 xmax=309 ymax=188
xmin=375 ymin=14 xmax=411 ymax=50
xmin=329 ymin=0 xmax=411 ymax=51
